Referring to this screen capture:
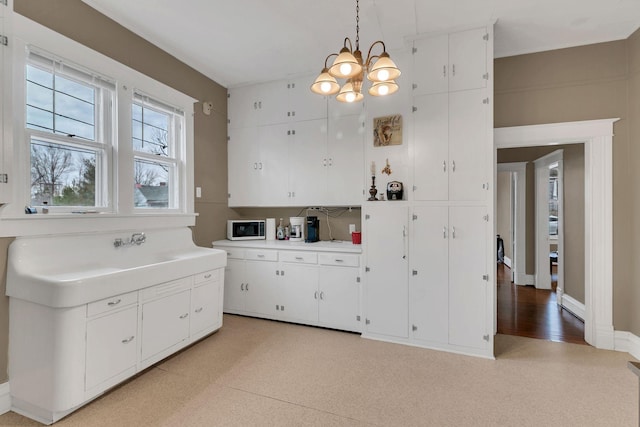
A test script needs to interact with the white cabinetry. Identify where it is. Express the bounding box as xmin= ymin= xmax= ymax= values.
xmin=140 ymin=278 xmax=192 ymax=365
xmin=413 ymin=27 xmax=488 ymax=95
xmin=410 ymin=206 xmax=491 ymax=351
xmin=413 ymin=89 xmax=490 ymax=202
xmin=0 ymin=1 xmax=11 ymax=202
xmin=85 ymin=298 xmax=138 ymax=390
xmin=223 ymin=248 xmax=279 ymax=318
xmin=216 ymin=241 xmax=362 ymax=333
xmin=8 ymin=268 xmax=225 ymax=424
xmin=362 ymin=205 xmax=409 ymax=338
